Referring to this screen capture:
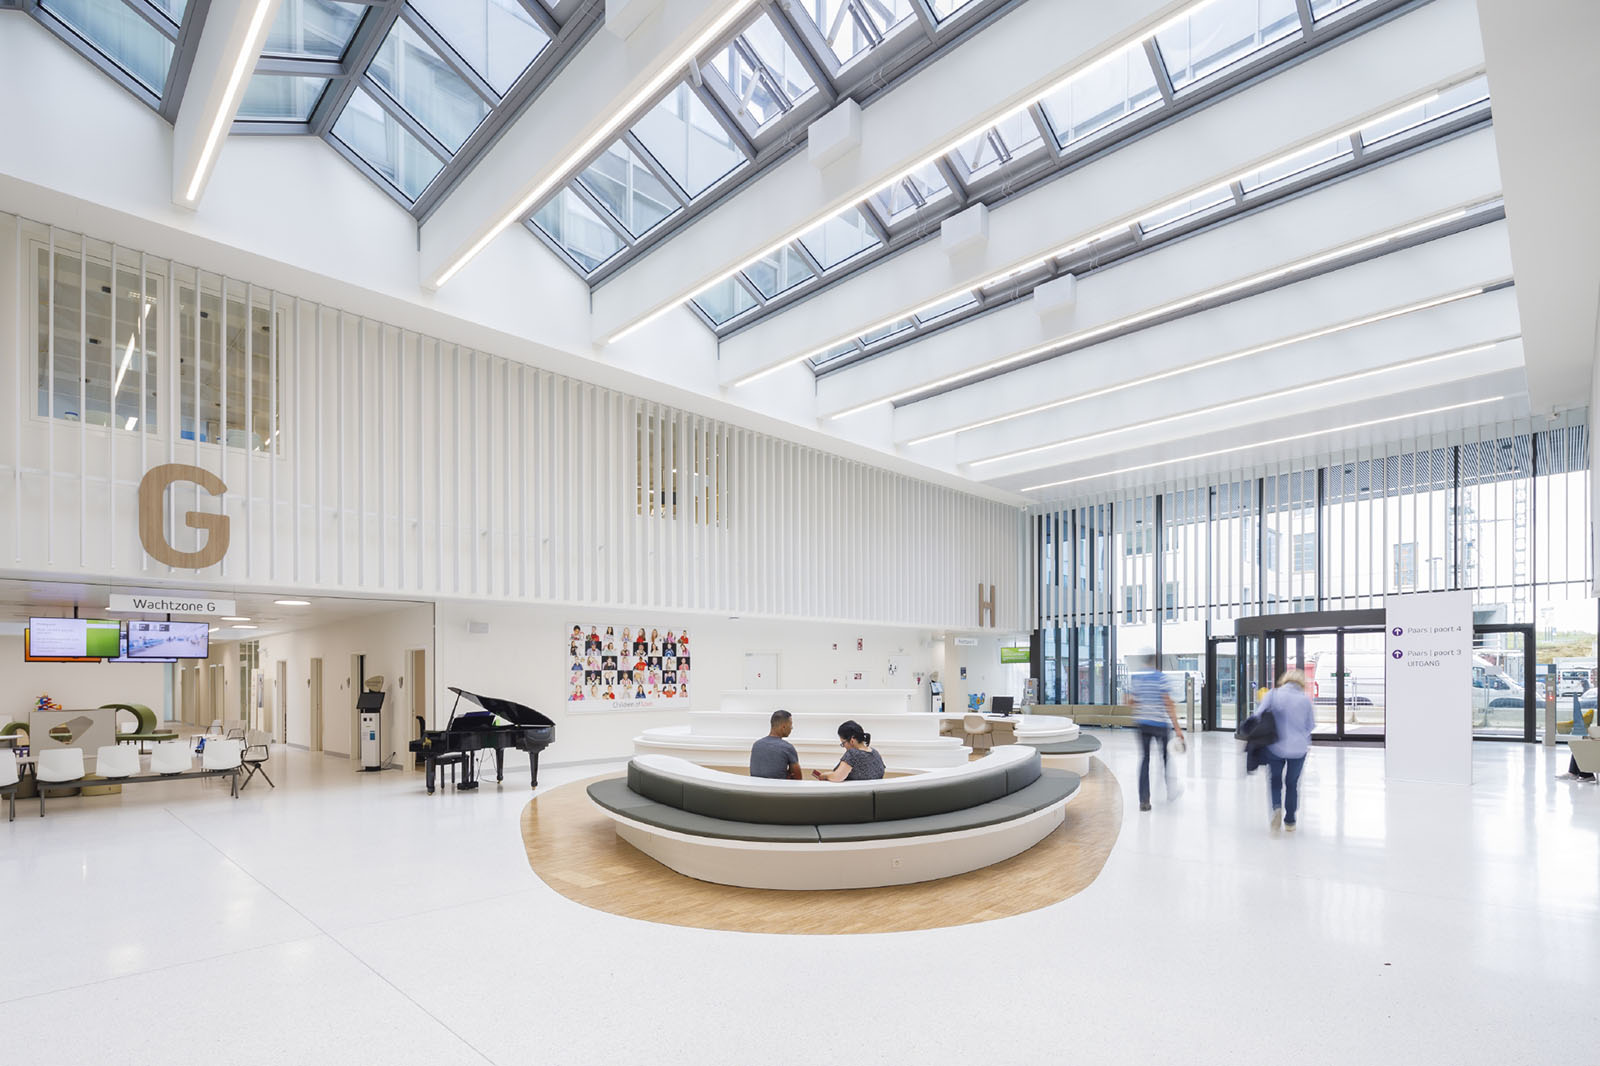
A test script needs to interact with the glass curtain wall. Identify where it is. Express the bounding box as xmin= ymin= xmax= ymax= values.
xmin=1029 ymin=419 xmax=1595 ymax=716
